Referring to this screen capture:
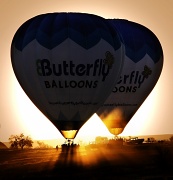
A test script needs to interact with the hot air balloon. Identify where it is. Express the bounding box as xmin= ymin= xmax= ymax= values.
xmin=97 ymin=19 xmax=163 ymax=135
xmin=11 ymin=13 xmax=124 ymax=140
